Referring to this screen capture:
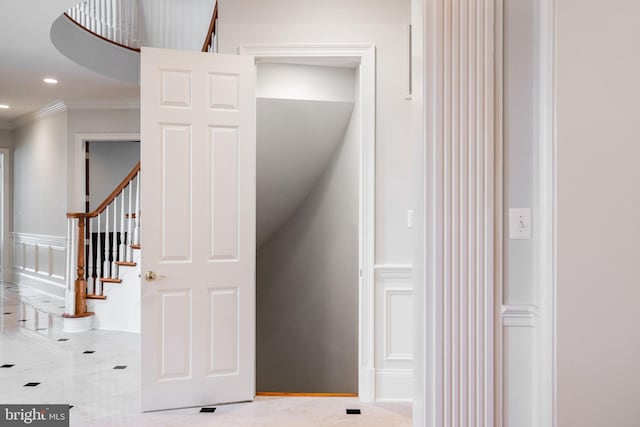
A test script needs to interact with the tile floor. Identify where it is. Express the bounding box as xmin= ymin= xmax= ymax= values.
xmin=0 ymin=283 xmax=412 ymax=426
